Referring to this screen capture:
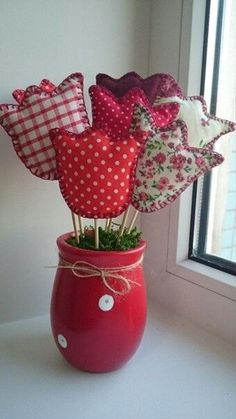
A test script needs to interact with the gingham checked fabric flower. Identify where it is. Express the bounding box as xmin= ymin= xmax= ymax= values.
xmin=12 ymin=79 xmax=56 ymax=104
xmin=0 ymin=73 xmax=89 ymax=180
